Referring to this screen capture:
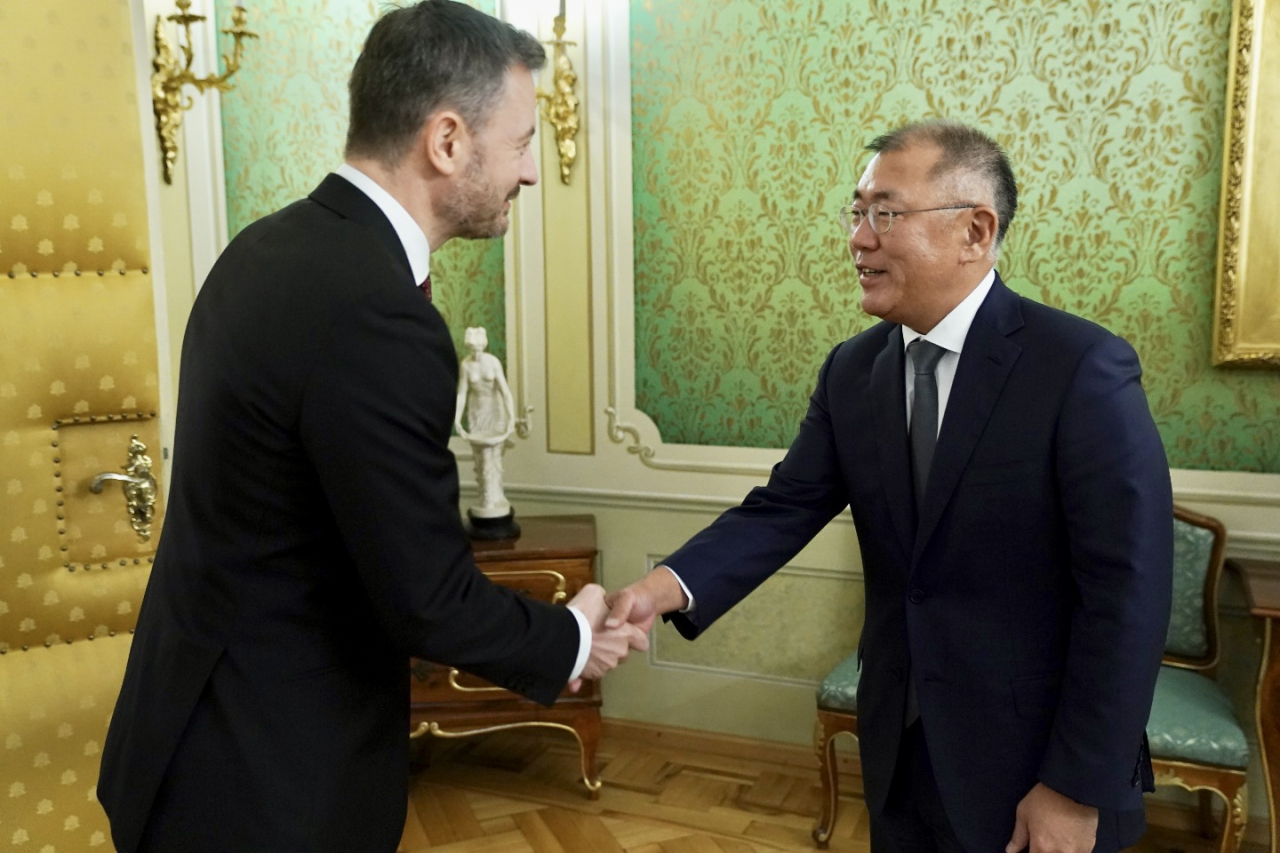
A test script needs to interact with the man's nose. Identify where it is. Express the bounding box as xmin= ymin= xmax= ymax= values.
xmin=849 ymin=217 xmax=878 ymax=251
xmin=520 ymin=146 xmax=539 ymax=186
